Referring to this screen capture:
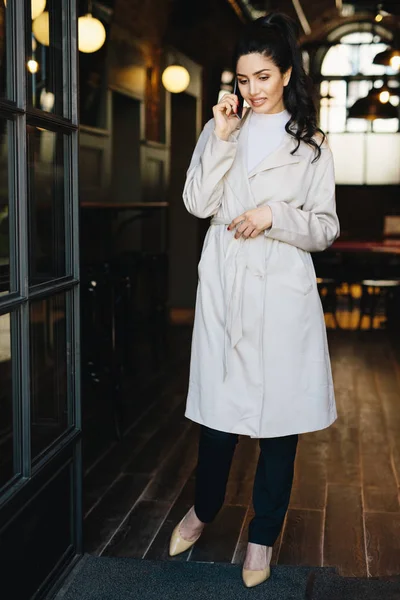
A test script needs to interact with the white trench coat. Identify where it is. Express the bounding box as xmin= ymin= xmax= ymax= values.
xmin=183 ymin=113 xmax=340 ymax=438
